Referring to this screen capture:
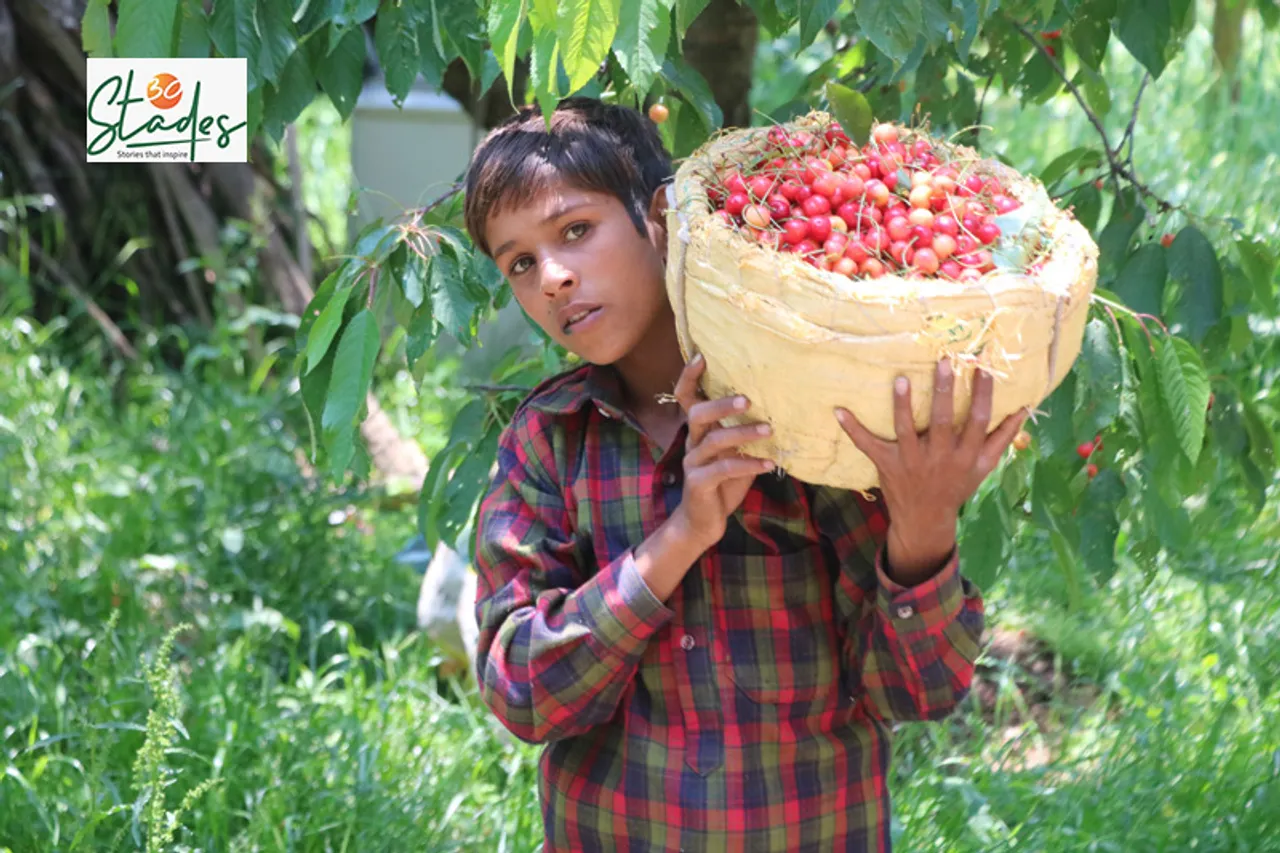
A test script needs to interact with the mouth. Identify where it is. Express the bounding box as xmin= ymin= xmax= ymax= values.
xmin=563 ymin=306 xmax=601 ymax=333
